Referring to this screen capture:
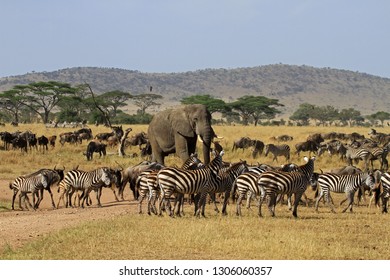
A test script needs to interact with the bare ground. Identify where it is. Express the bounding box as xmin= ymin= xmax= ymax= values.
xmin=0 ymin=180 xmax=138 ymax=253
